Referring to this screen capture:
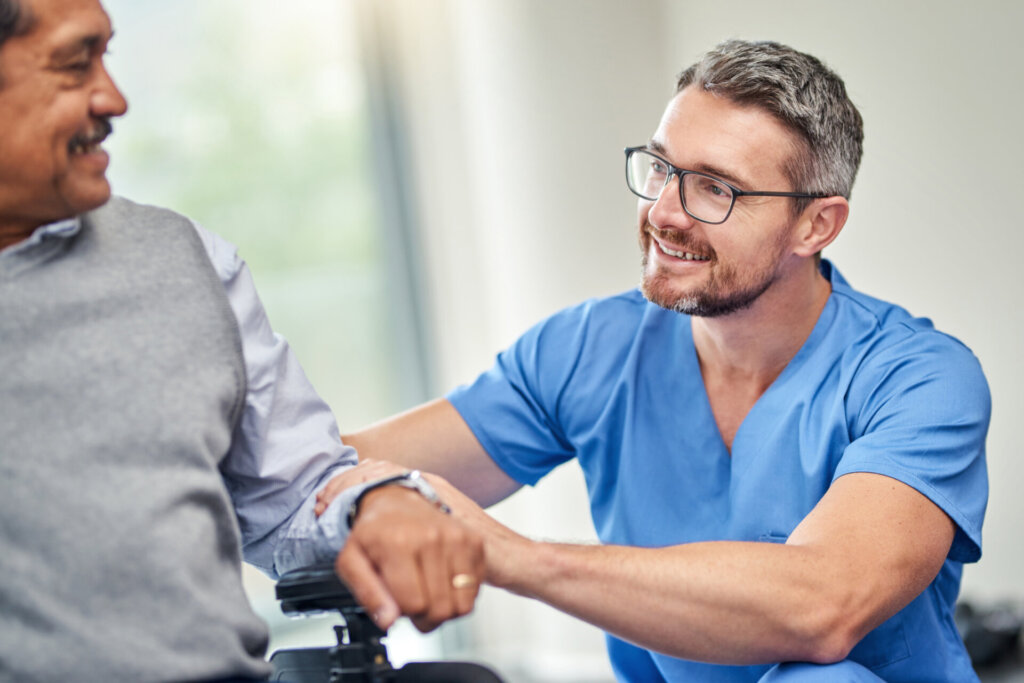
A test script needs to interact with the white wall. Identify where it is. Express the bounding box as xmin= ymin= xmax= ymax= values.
xmin=372 ymin=0 xmax=1023 ymax=677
